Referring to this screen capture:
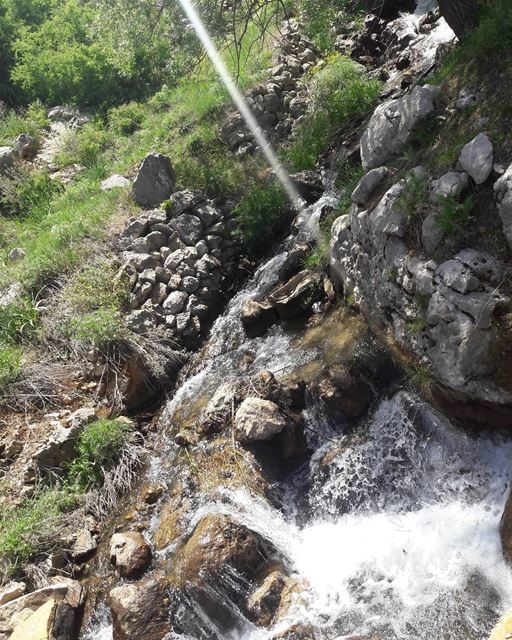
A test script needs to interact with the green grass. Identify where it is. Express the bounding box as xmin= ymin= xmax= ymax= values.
xmin=0 ymin=487 xmax=78 ymax=574
xmin=0 ymin=101 xmax=48 ymax=146
xmin=233 ymin=180 xmax=287 ymax=254
xmin=67 ymin=418 xmax=135 ymax=490
xmin=0 ymin=299 xmax=38 ymax=391
xmin=285 ymin=55 xmax=381 ymax=171
xmin=435 ymin=195 xmax=474 ymax=235
xmin=396 ymin=173 xmax=428 ymax=219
